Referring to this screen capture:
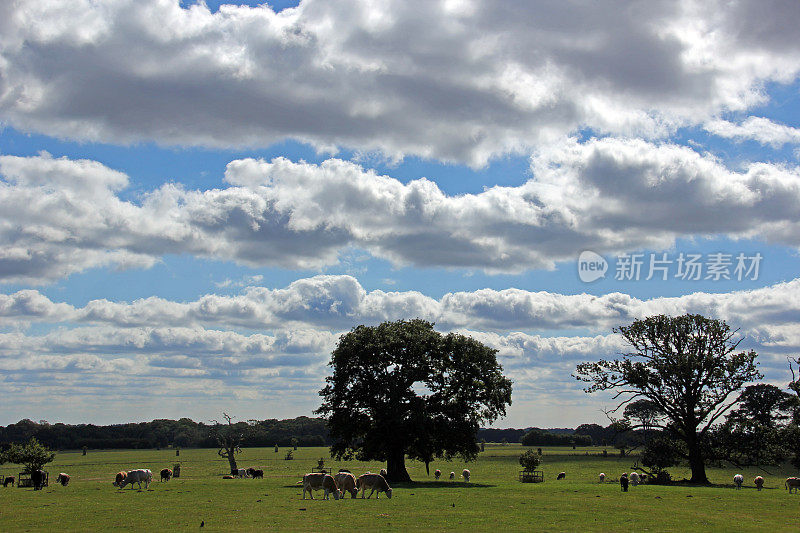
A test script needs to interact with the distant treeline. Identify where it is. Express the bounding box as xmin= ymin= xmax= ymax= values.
xmin=1 ymin=418 xmax=630 ymax=450
xmin=0 ymin=417 xmax=329 ymax=450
